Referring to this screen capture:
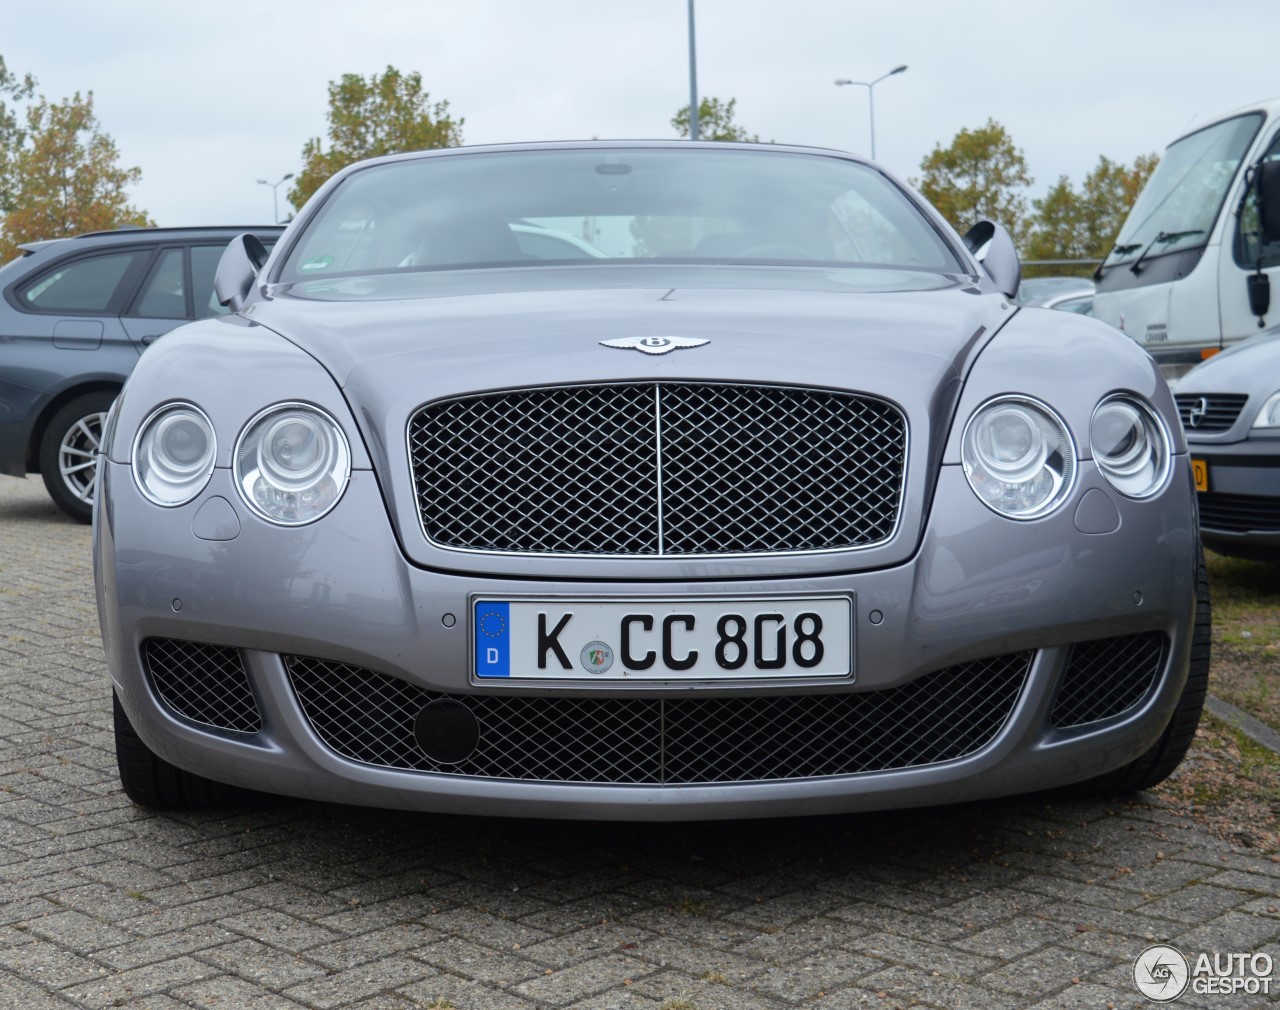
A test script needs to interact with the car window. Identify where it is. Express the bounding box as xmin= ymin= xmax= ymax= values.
xmin=17 ymin=251 xmax=146 ymax=313
xmin=280 ymin=149 xmax=961 ymax=281
xmin=134 ymin=249 xmax=187 ymax=318
xmin=191 ymin=244 xmax=231 ymax=317
xmin=1234 ymin=131 xmax=1280 ymax=269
